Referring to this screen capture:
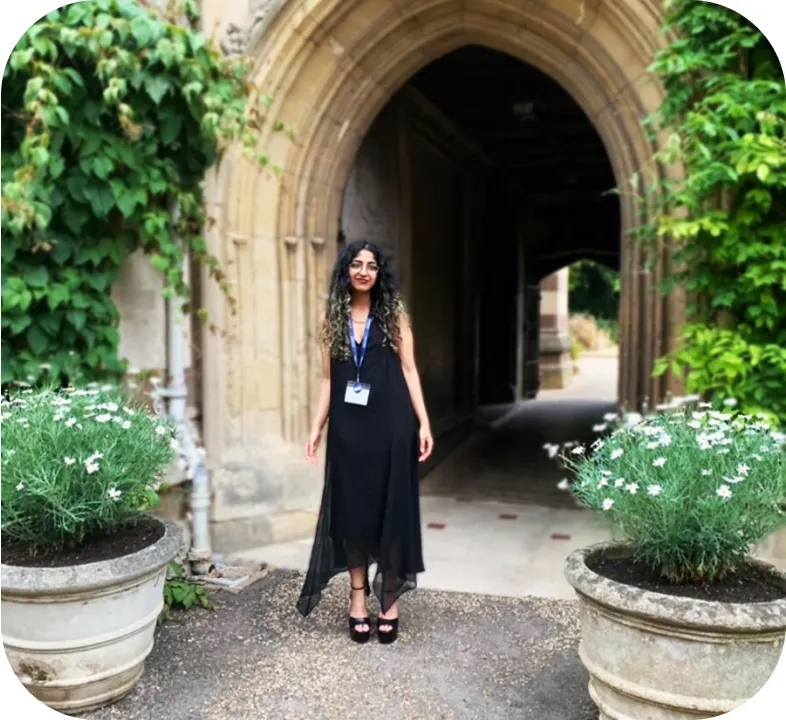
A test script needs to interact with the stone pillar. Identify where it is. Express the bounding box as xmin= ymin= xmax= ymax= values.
xmin=539 ymin=268 xmax=572 ymax=390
